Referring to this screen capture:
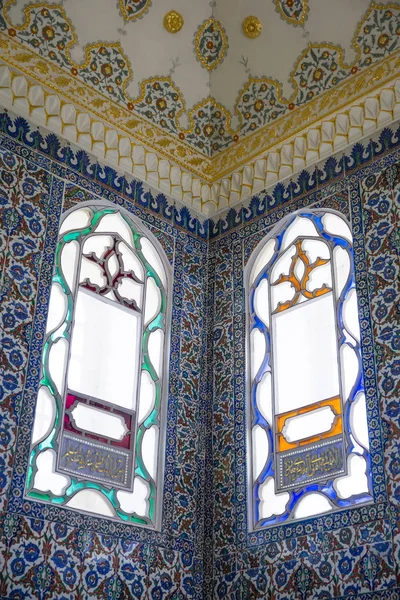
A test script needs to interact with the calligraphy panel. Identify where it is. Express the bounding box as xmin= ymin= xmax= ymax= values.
xmin=58 ymin=434 xmax=132 ymax=488
xmin=277 ymin=437 xmax=345 ymax=490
